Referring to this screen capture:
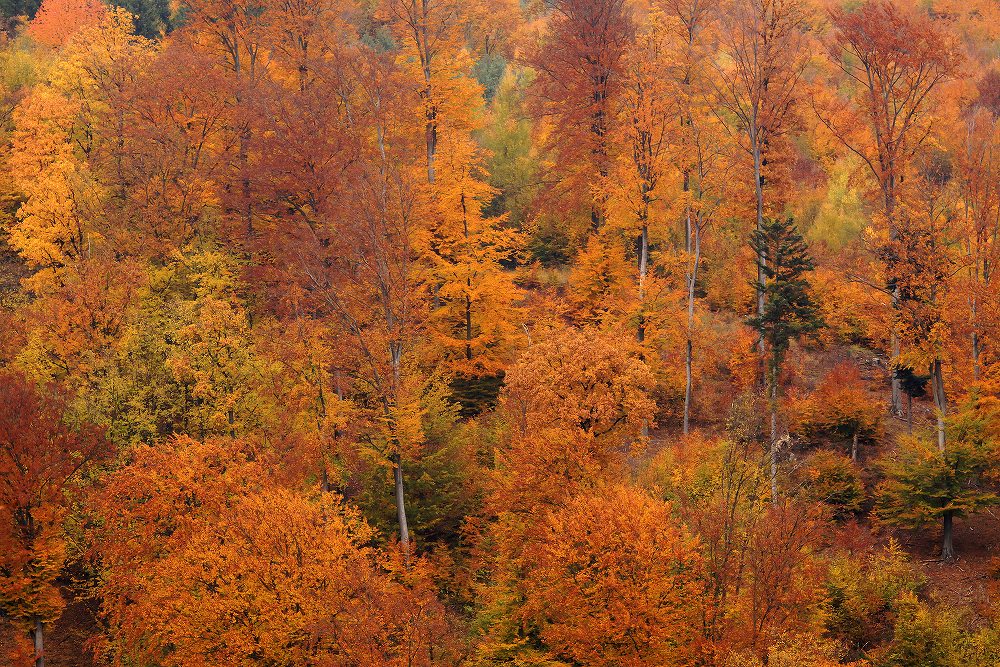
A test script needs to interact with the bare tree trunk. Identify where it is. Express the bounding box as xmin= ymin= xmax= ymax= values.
xmin=32 ymin=617 xmax=43 ymax=667
xmin=683 ymin=203 xmax=702 ymax=436
xmin=637 ymin=223 xmax=648 ymax=344
xmin=971 ymin=251 xmax=981 ymax=381
xmin=462 ymin=192 xmax=473 ymax=360
xmin=388 ymin=343 xmax=410 ymax=557
xmin=393 ymin=453 xmax=410 ymax=553
xmin=851 ymin=430 xmax=858 ymax=462
xmin=972 ymin=329 xmax=981 ymax=382
xmin=890 ymin=331 xmax=902 ymax=416
xmin=907 ymin=393 xmax=913 ymax=434
xmin=931 ymin=358 xmax=947 ymax=453
xmin=752 ymin=130 xmax=766 ymax=355
xmin=887 ymin=186 xmax=903 ymax=416
xmin=769 ymin=377 xmax=778 ymax=503
xmin=942 ymin=510 xmax=955 ymax=561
